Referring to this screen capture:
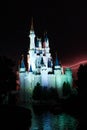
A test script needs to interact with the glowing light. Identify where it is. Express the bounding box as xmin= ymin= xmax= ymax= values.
xmin=63 ymin=59 xmax=87 ymax=70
